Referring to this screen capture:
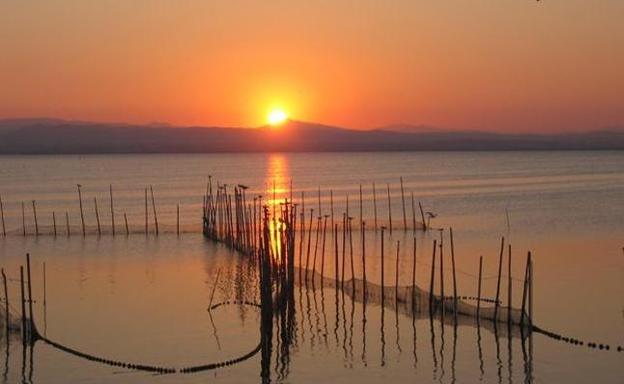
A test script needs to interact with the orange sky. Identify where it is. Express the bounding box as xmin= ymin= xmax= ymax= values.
xmin=1 ymin=1 xmax=623 ymax=132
